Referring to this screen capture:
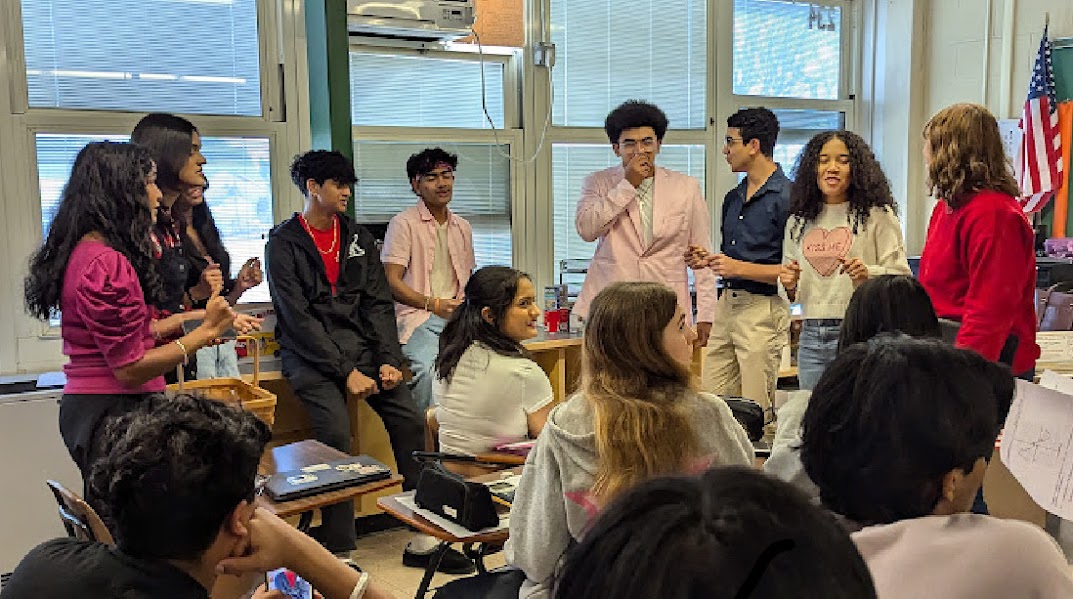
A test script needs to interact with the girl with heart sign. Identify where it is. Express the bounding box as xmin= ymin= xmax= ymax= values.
xmin=779 ymin=131 xmax=912 ymax=390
